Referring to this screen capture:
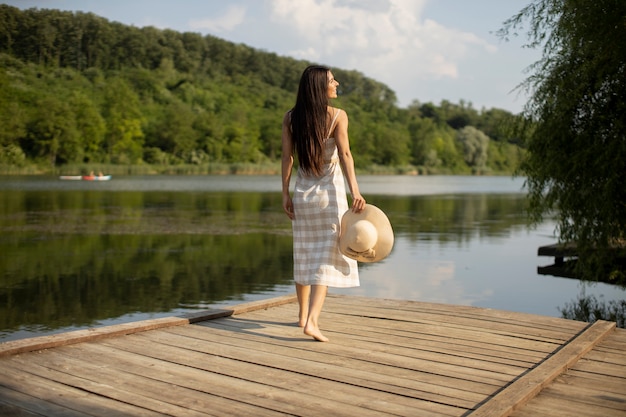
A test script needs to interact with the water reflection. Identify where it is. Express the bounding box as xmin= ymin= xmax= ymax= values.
xmin=0 ymin=176 xmax=624 ymax=341
xmin=0 ymin=233 xmax=293 ymax=335
xmin=558 ymin=291 xmax=626 ymax=328
xmin=379 ymin=194 xmax=527 ymax=239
